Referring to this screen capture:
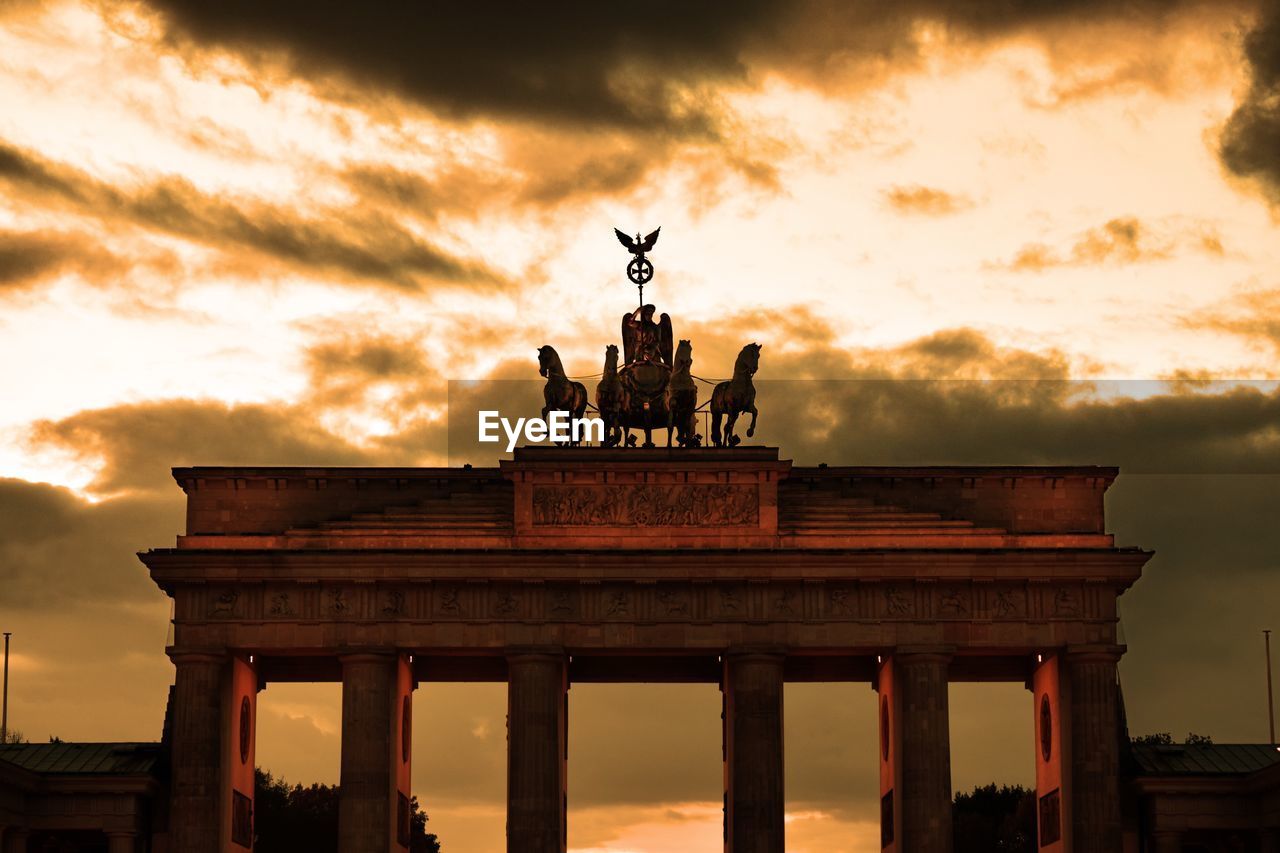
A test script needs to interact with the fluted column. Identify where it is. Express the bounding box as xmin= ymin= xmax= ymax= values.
xmin=897 ymin=650 xmax=953 ymax=853
xmin=339 ymin=653 xmax=399 ymax=853
xmin=506 ymin=650 xmax=568 ymax=853
xmin=723 ymin=651 xmax=785 ymax=853
xmin=1065 ymin=647 xmax=1122 ymax=851
xmin=169 ymin=652 xmax=226 ymax=853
